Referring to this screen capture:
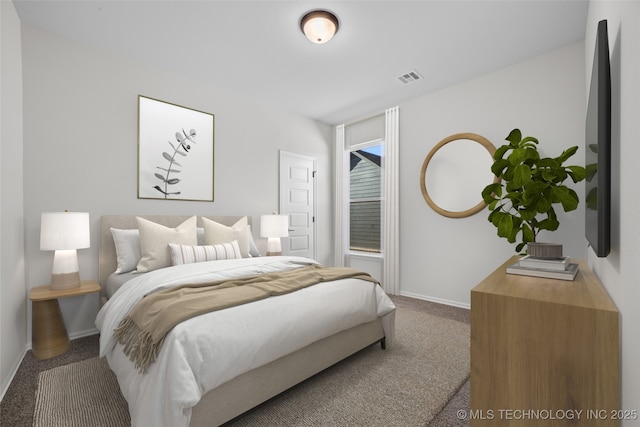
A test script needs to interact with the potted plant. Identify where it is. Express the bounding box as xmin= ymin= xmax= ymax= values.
xmin=481 ymin=129 xmax=586 ymax=253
